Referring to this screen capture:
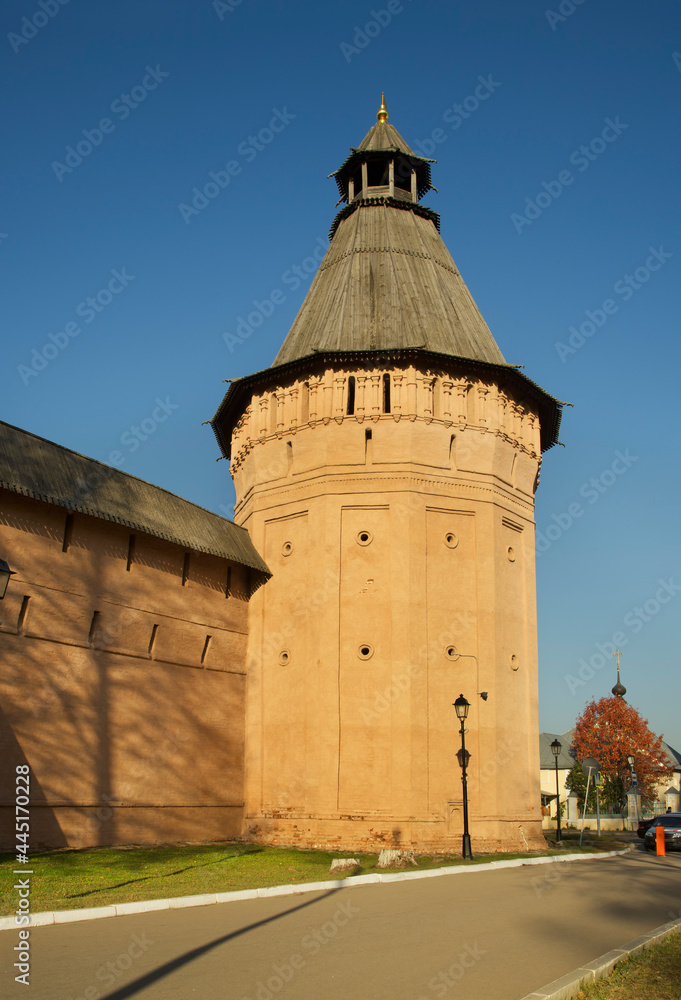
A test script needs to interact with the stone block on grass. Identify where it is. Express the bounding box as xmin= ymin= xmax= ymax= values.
xmin=329 ymin=858 xmax=361 ymax=875
xmin=376 ymin=849 xmax=418 ymax=868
